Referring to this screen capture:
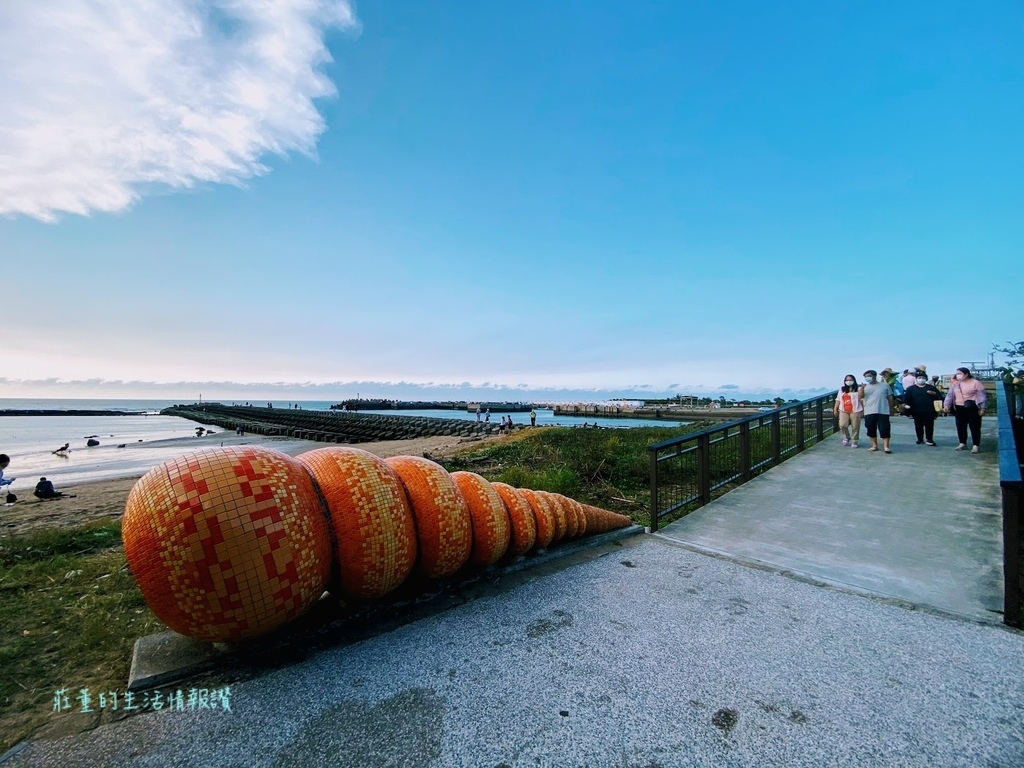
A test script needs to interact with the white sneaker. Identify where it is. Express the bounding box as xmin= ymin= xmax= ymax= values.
xmin=841 ymin=438 xmax=849 ymax=446
xmin=955 ymin=443 xmax=966 ymax=451
xmin=971 ymin=445 xmax=980 ymax=454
